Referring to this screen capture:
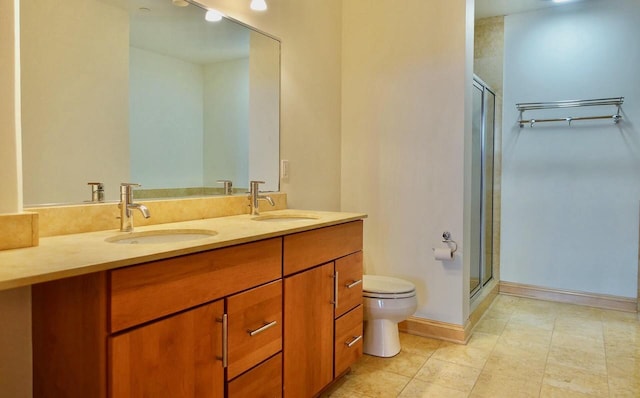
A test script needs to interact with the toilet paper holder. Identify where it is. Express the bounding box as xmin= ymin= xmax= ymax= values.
xmin=442 ymin=231 xmax=458 ymax=254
